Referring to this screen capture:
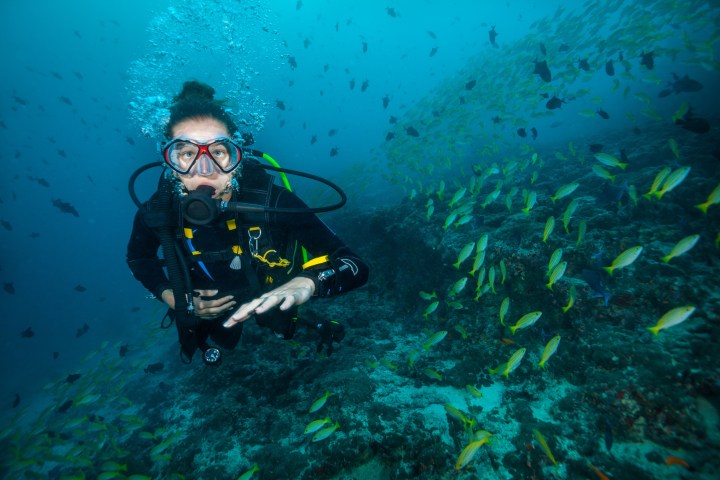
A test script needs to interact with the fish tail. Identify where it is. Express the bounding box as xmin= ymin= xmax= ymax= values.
xmin=538 ymin=360 xmax=546 ymax=369
xmin=619 ymin=163 xmax=628 ymax=170
xmin=561 ymin=305 xmax=570 ymax=313
xmin=509 ymin=326 xmax=518 ymax=335
xmin=654 ymin=190 xmax=665 ymax=200
xmin=694 ymin=202 xmax=709 ymax=214
xmin=453 ymin=262 xmax=460 ymax=269
xmin=647 ymin=326 xmax=660 ymax=336
xmin=660 ymin=255 xmax=672 ymax=263
xmin=602 ymin=266 xmax=614 ymax=276
xmin=609 ymin=174 xmax=616 ymax=184
xmin=546 ymin=281 xmax=553 ymax=290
